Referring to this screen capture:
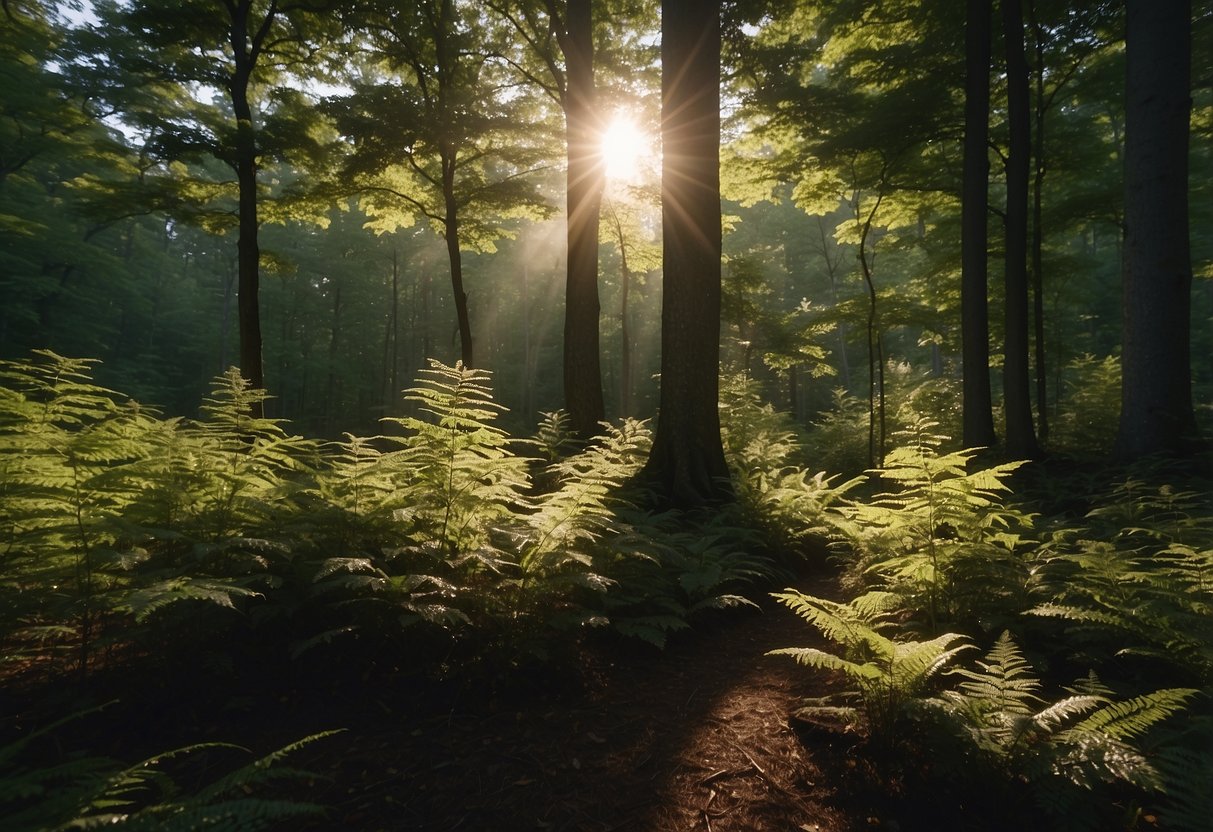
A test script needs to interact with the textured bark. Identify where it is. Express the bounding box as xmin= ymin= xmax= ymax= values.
xmin=562 ymin=0 xmax=606 ymax=438
xmin=641 ymin=0 xmax=731 ymax=508
xmin=1001 ymin=0 xmax=1039 ymax=459
xmin=961 ymin=0 xmax=996 ymax=450
xmin=1116 ymin=0 xmax=1198 ymax=459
